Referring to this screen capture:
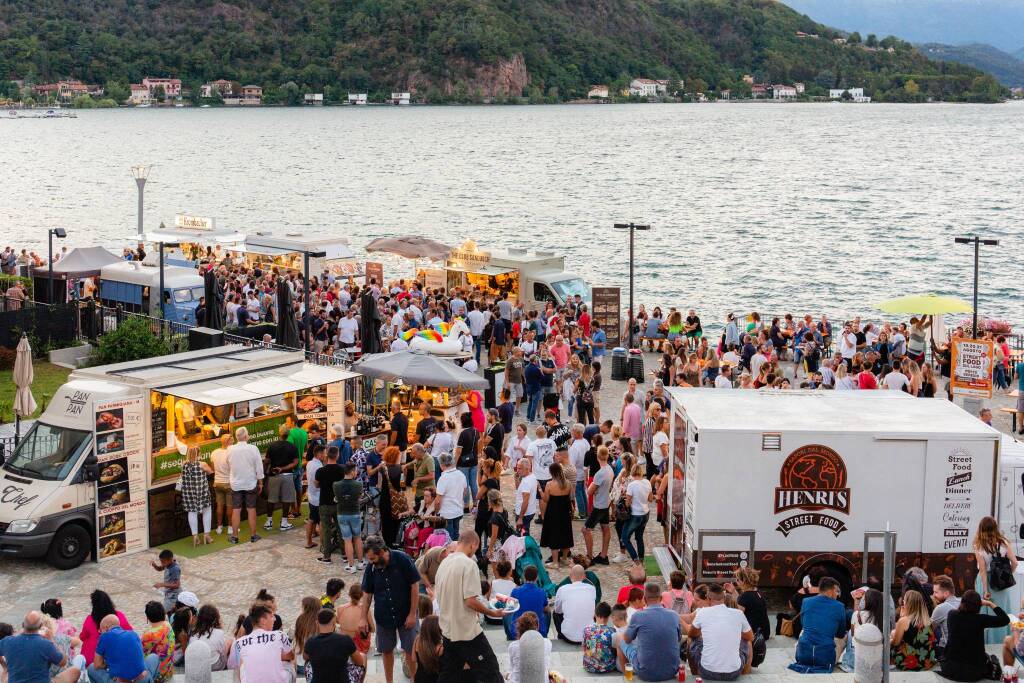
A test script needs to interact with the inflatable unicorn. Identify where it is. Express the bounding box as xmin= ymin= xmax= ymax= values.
xmin=401 ymin=318 xmax=470 ymax=356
